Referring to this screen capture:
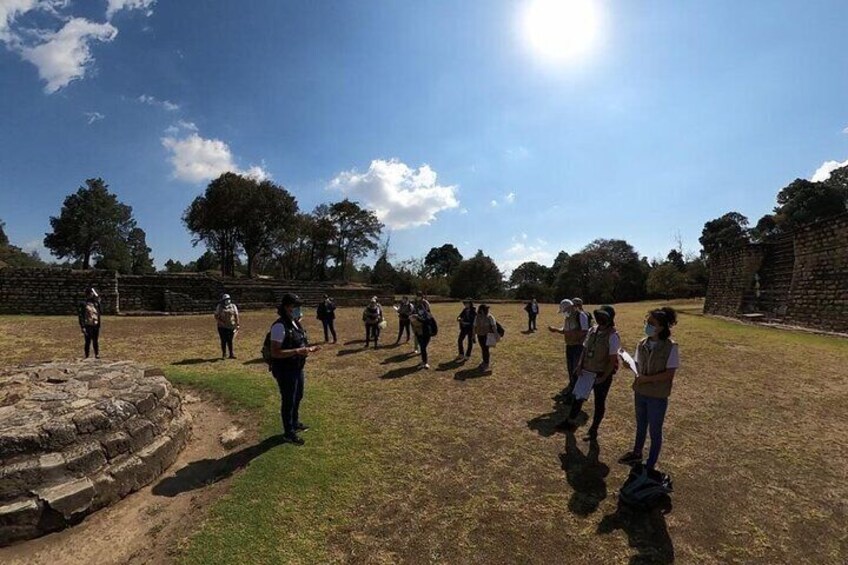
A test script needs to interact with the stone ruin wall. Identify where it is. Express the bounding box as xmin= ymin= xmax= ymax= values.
xmin=0 ymin=269 xmax=394 ymax=315
xmin=0 ymin=360 xmax=190 ymax=546
xmin=704 ymin=213 xmax=848 ymax=333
